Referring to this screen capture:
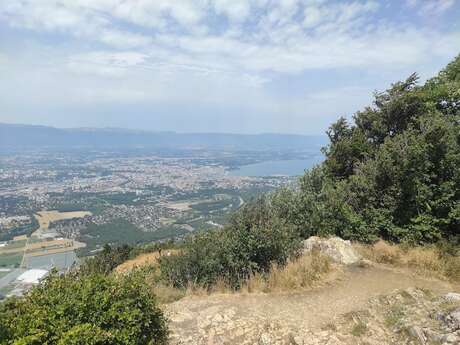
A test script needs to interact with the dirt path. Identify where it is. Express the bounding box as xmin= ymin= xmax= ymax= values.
xmin=166 ymin=265 xmax=458 ymax=344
